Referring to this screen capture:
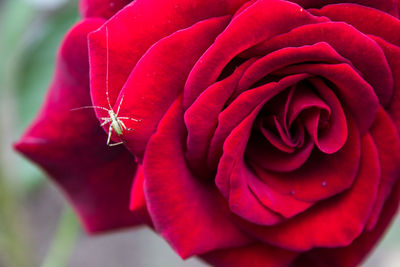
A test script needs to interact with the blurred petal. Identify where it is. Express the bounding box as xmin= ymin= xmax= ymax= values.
xmin=202 ymin=243 xmax=299 ymax=267
xmin=130 ymin=165 xmax=152 ymax=226
xmin=15 ymin=20 xmax=145 ymax=233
